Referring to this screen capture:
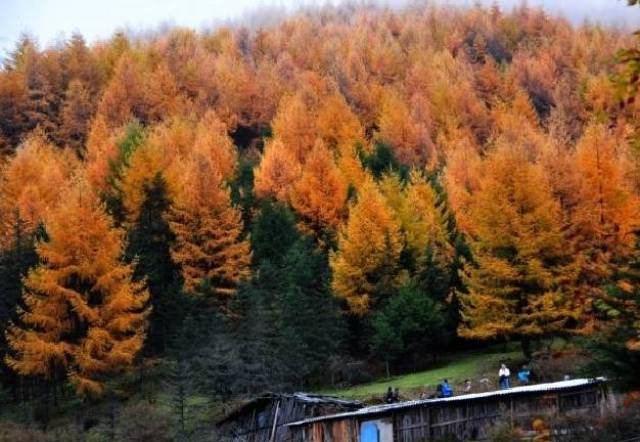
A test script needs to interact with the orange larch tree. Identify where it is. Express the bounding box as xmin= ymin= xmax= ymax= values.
xmin=169 ymin=151 xmax=250 ymax=298
xmin=330 ymin=179 xmax=405 ymax=315
xmin=290 ymin=140 xmax=348 ymax=235
xmin=316 ymin=92 xmax=364 ymax=155
xmin=571 ymin=123 xmax=640 ymax=328
xmin=142 ymin=61 xmax=185 ymax=124
xmin=442 ymin=143 xmax=483 ymax=235
xmin=6 ymin=179 xmax=149 ymax=397
xmin=60 ymin=79 xmax=94 ymax=155
xmin=271 ymin=93 xmax=318 ymax=162
xmin=377 ymin=88 xmax=434 ymax=166
xmin=457 ymin=145 xmax=578 ymax=356
xmin=0 ymin=133 xmax=76 ymax=248
xmin=119 ymin=117 xmax=194 ymax=222
xmin=399 ymin=170 xmax=453 ymax=268
xmin=84 ymin=115 xmax=121 ymax=194
xmin=97 ymin=54 xmax=145 ymax=128
xmin=192 ymin=110 xmax=237 ymax=182
xmin=253 ymin=139 xmax=302 ymax=203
